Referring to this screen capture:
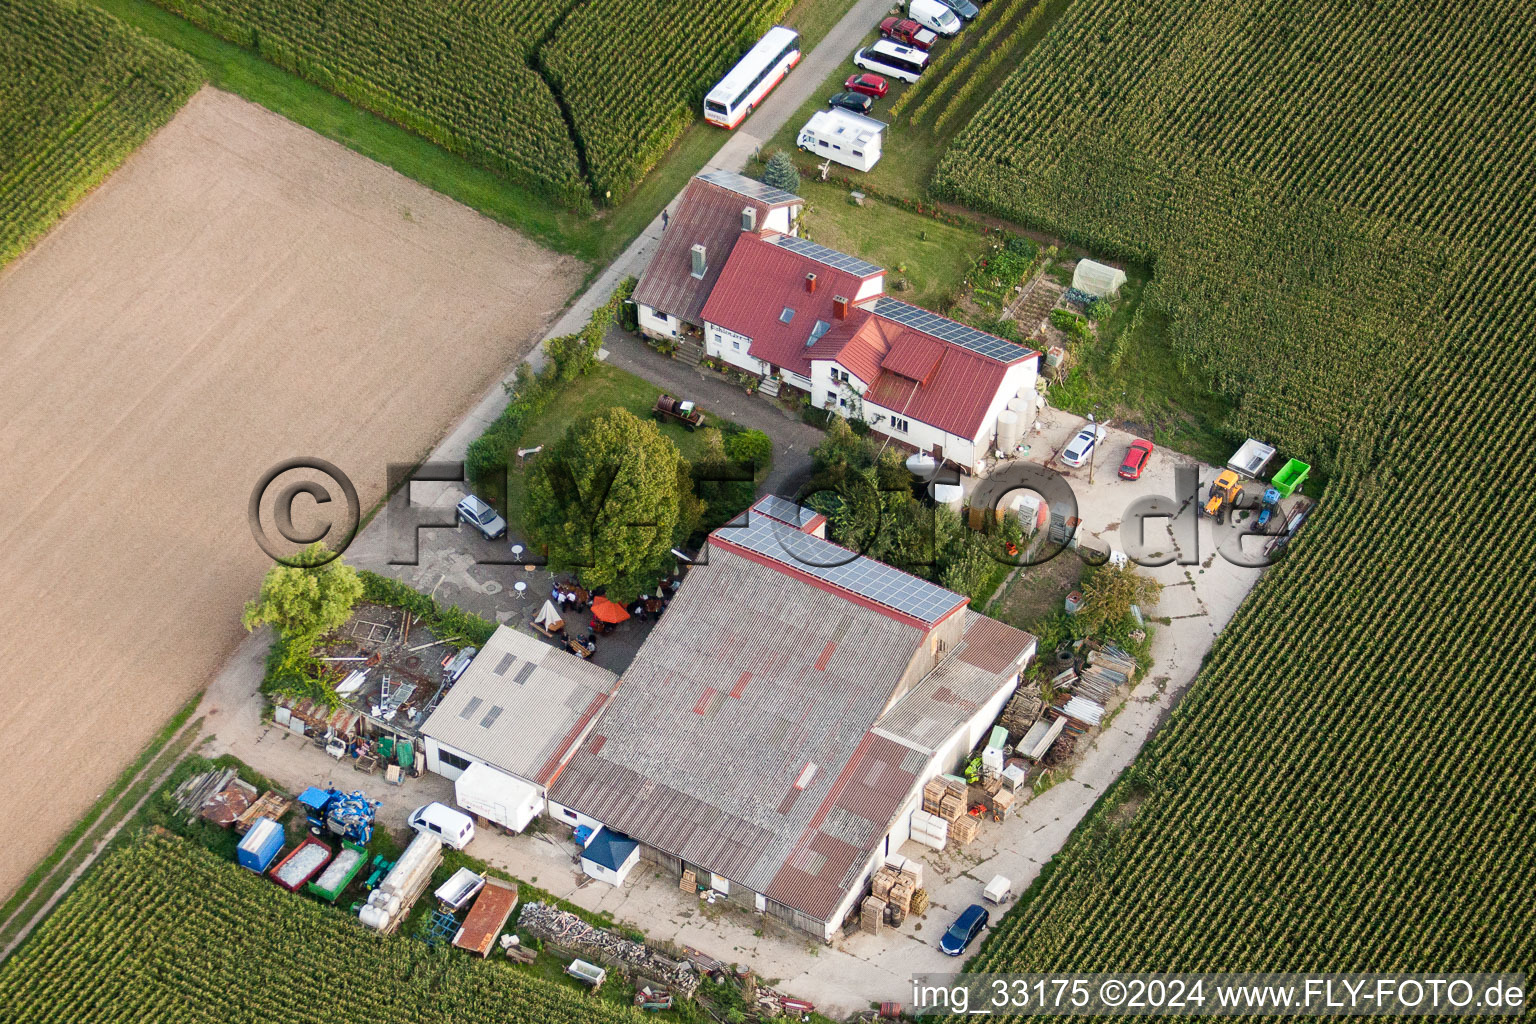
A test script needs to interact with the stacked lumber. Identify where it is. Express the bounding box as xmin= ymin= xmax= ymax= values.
xmin=235 ymin=791 xmax=291 ymax=834
xmin=910 ymin=887 xmax=930 ymax=915
xmin=950 ymin=815 xmax=980 ymax=845
xmin=999 ymin=688 xmax=1043 ymax=739
xmin=861 ymin=896 xmax=886 ymax=934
